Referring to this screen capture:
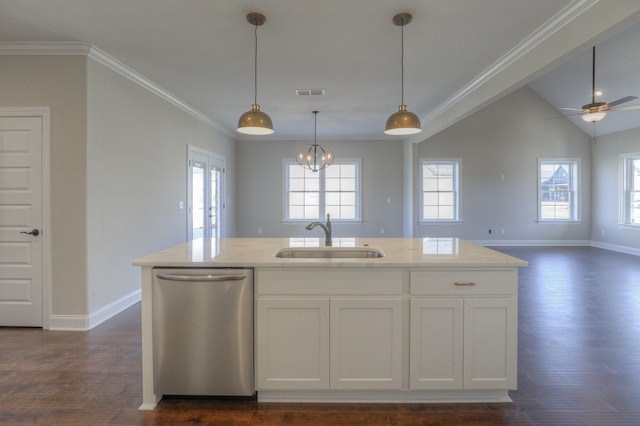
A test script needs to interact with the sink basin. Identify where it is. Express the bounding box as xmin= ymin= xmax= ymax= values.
xmin=274 ymin=247 xmax=385 ymax=259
